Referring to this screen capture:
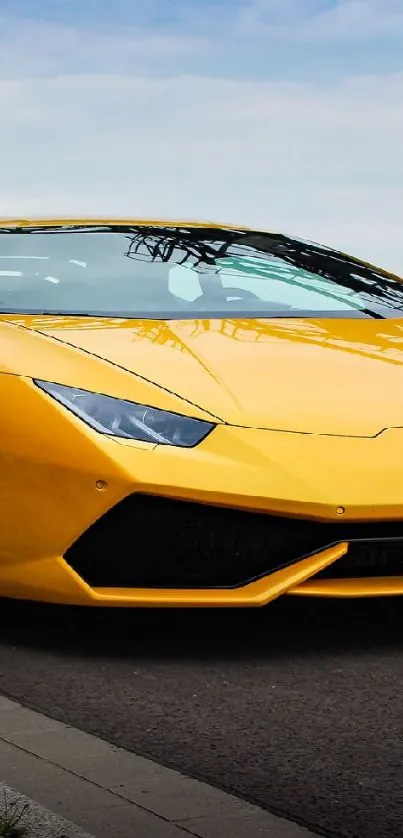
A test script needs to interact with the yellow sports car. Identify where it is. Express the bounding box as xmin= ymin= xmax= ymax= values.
xmin=1 ymin=217 xmax=403 ymax=607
